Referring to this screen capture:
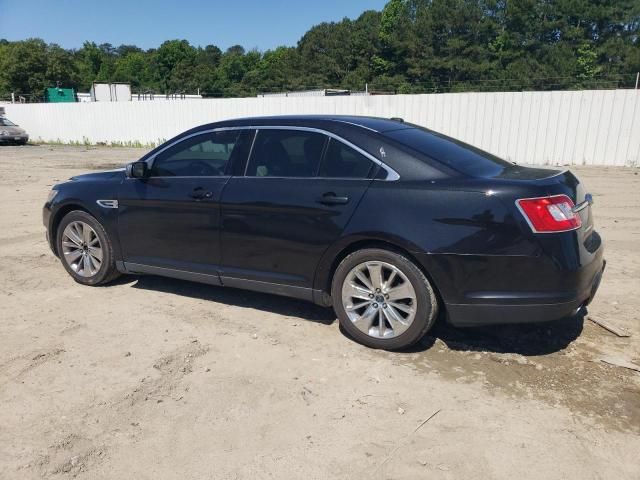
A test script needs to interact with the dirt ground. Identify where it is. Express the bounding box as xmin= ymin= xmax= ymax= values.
xmin=1 ymin=145 xmax=638 ymax=480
